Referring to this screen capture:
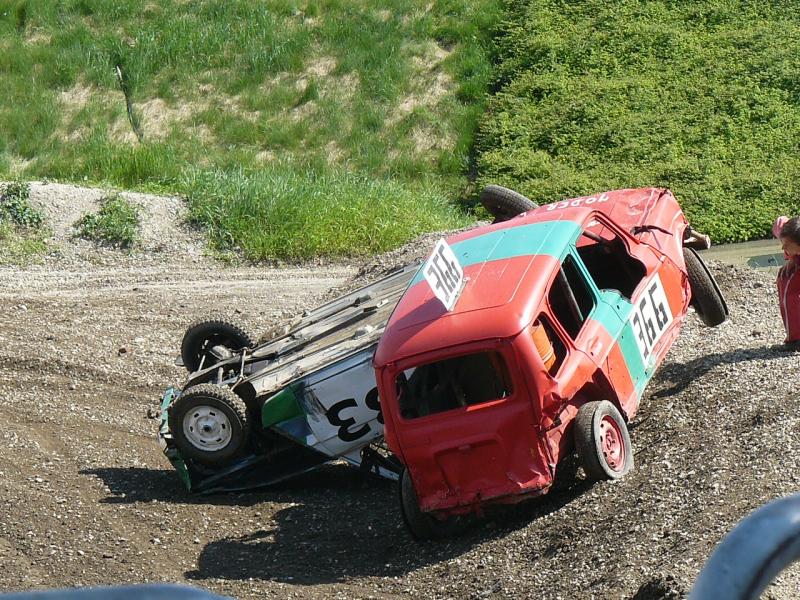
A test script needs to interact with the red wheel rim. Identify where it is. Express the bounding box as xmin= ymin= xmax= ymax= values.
xmin=598 ymin=414 xmax=625 ymax=472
